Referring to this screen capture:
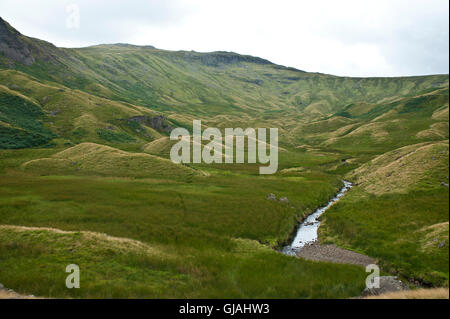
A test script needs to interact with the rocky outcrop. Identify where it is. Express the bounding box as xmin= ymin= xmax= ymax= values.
xmin=0 ymin=17 xmax=62 ymax=66
xmin=0 ymin=17 xmax=35 ymax=65
xmin=183 ymin=51 xmax=273 ymax=67
xmin=361 ymin=276 xmax=410 ymax=297
xmin=127 ymin=115 xmax=172 ymax=133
